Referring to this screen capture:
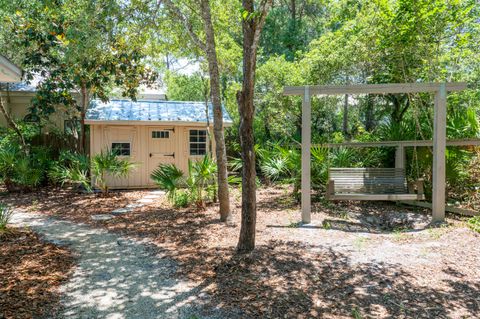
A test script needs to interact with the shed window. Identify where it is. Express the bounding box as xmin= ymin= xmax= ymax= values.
xmin=112 ymin=142 xmax=131 ymax=156
xmin=152 ymin=131 xmax=170 ymax=139
xmin=189 ymin=130 xmax=207 ymax=155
